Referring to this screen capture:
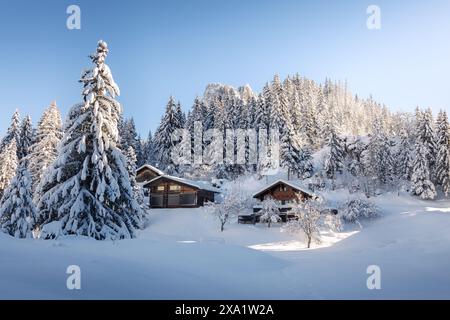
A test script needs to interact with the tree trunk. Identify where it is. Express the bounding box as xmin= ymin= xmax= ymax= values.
xmin=307 ymin=236 xmax=312 ymax=248
xmin=221 ymin=222 xmax=224 ymax=232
